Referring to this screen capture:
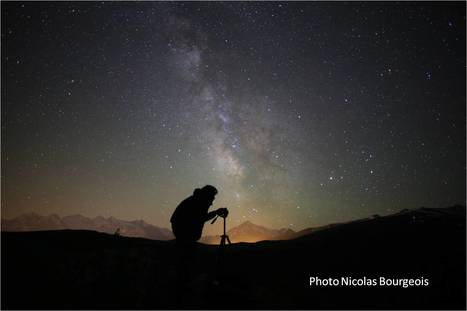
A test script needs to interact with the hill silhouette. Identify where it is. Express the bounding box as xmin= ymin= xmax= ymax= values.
xmin=200 ymin=220 xmax=296 ymax=244
xmin=2 ymin=205 xmax=465 ymax=309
